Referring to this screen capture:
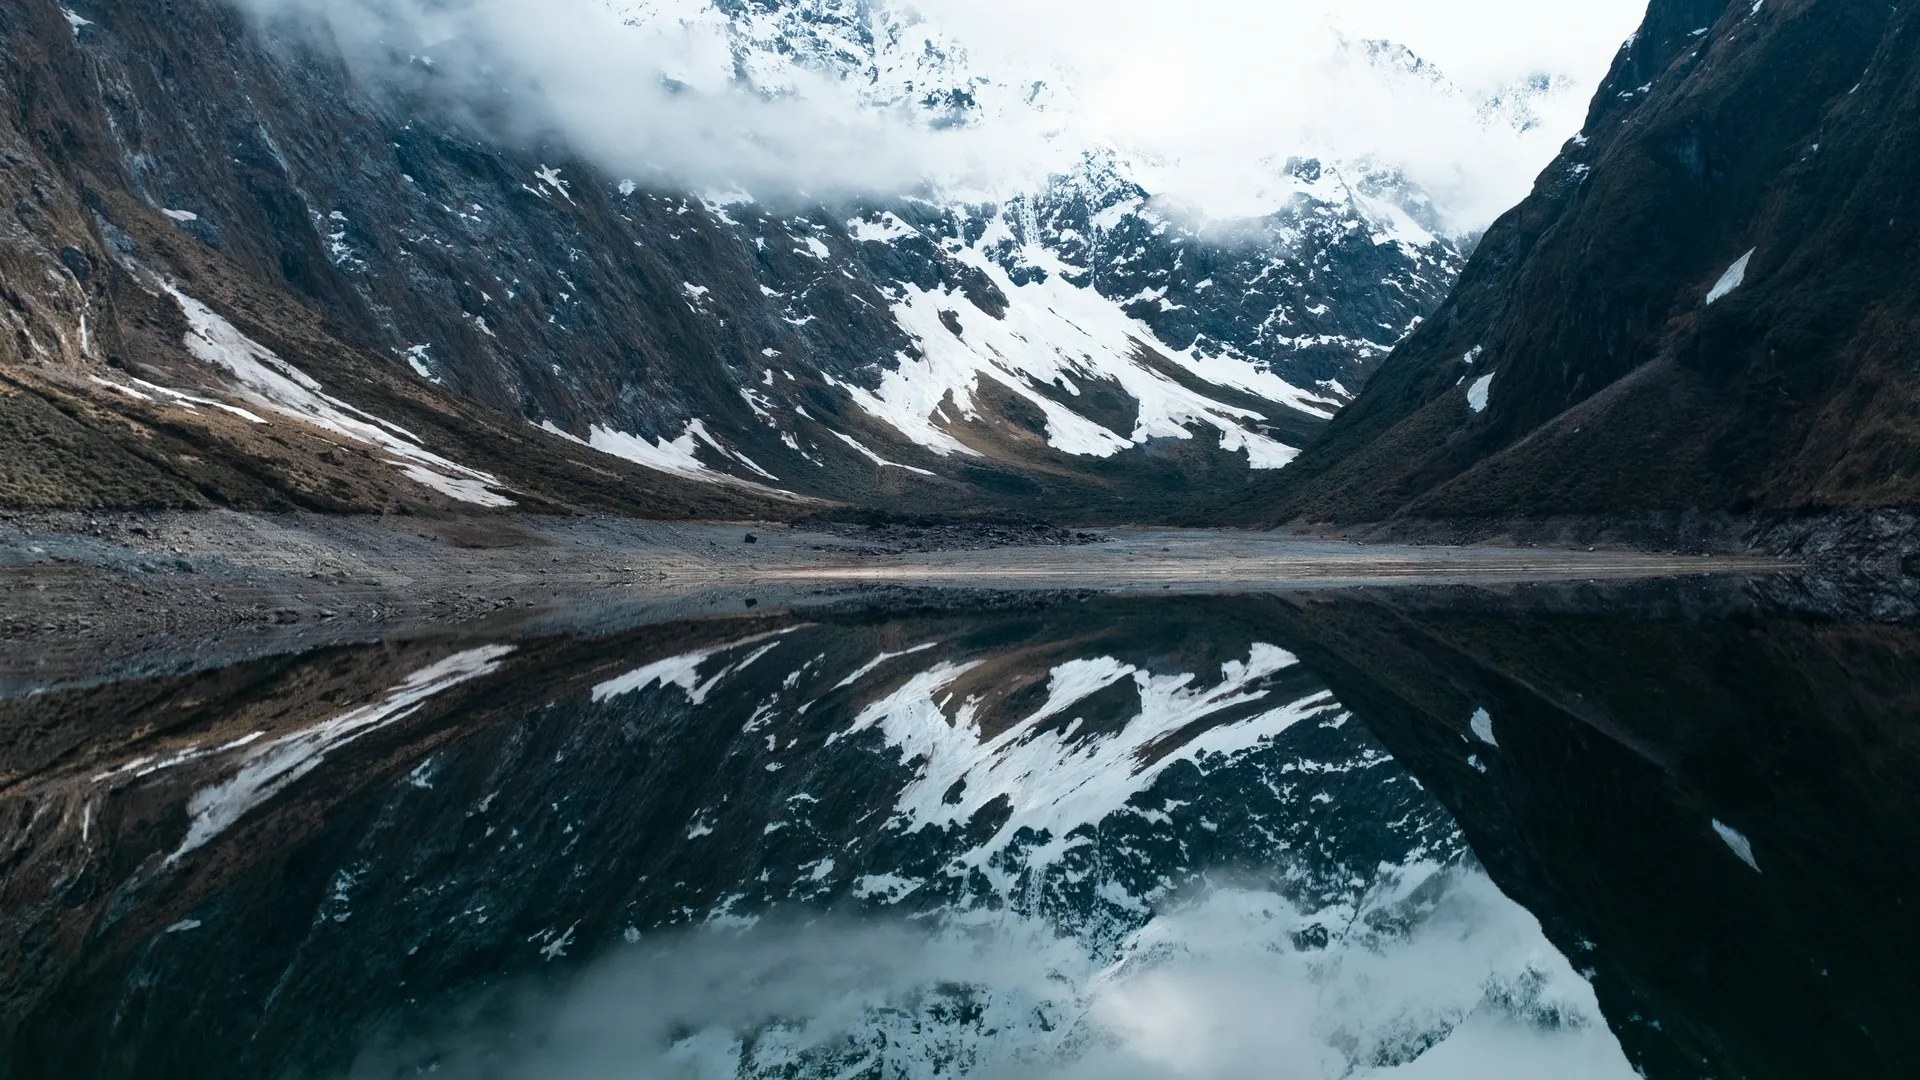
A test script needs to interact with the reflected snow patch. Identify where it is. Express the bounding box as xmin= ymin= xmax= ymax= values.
xmin=593 ymin=628 xmax=800 ymax=705
xmin=834 ymin=643 xmax=1343 ymax=884
xmin=1470 ymin=707 xmax=1498 ymax=747
xmin=171 ymin=647 xmax=516 ymax=863
xmin=1712 ymin=819 xmax=1761 ymax=873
